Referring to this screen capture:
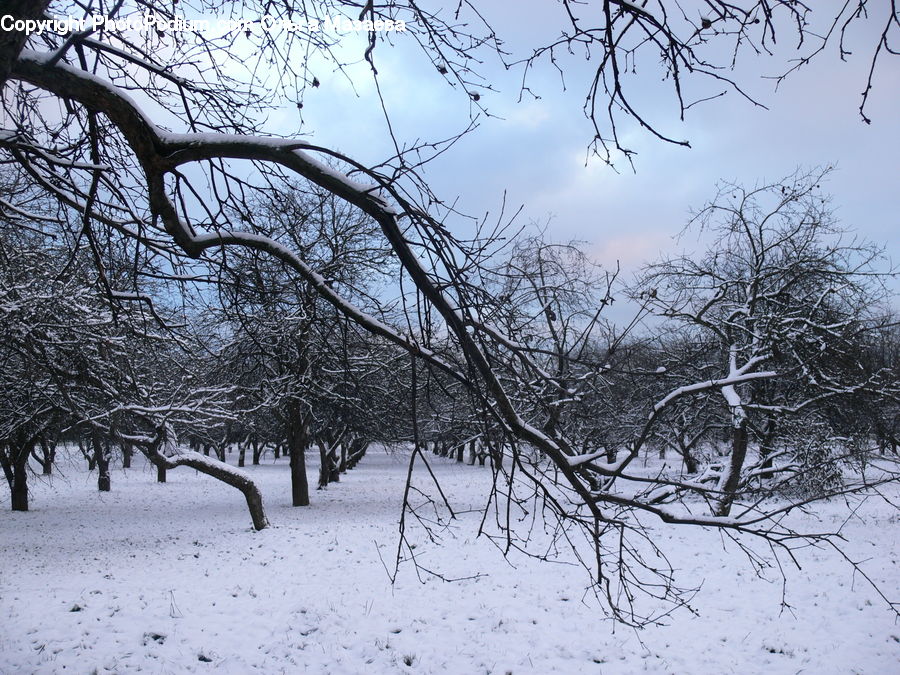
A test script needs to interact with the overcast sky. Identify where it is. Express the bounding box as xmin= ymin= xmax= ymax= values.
xmin=263 ymin=2 xmax=898 ymax=294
